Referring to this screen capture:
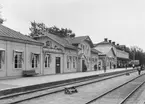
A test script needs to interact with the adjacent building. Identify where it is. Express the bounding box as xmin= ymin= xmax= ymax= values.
xmin=94 ymin=38 xmax=129 ymax=69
